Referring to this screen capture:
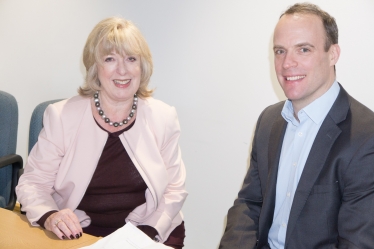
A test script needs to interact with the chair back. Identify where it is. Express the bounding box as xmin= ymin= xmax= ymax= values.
xmin=0 ymin=90 xmax=22 ymax=210
xmin=28 ymin=99 xmax=64 ymax=154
